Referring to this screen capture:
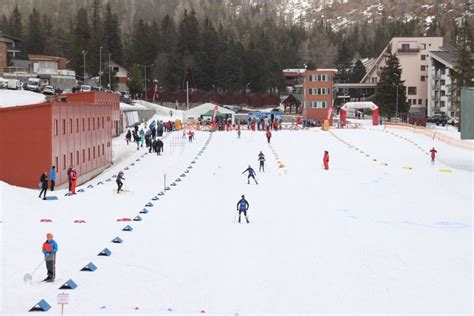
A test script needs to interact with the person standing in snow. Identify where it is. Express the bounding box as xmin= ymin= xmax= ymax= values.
xmin=139 ymin=129 xmax=145 ymax=147
xmin=258 ymin=151 xmax=266 ymax=172
xmin=49 ymin=166 xmax=56 ymax=191
xmin=67 ymin=165 xmax=73 ymax=192
xmin=266 ymin=129 xmax=272 ymax=143
xmin=116 ymin=170 xmax=125 ymax=193
xmin=133 ymin=131 xmax=140 ymax=150
xmin=188 ymin=130 xmax=194 ymax=143
xmin=38 ymin=172 xmax=49 ymax=200
xmin=430 ymin=147 xmax=437 ymax=164
xmin=236 ymin=195 xmax=250 ymax=224
xmin=126 ymin=130 xmax=132 ymax=145
xmin=157 ymin=138 xmax=164 ymax=155
xmin=70 ymin=168 xmax=77 ymax=194
xmin=242 ymin=165 xmax=258 ymax=184
xmin=42 ymin=233 xmax=58 ymax=282
xmin=323 ymin=150 xmax=329 ymax=170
